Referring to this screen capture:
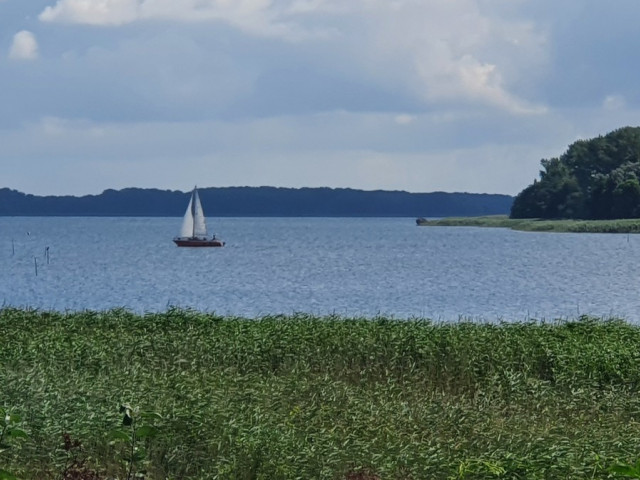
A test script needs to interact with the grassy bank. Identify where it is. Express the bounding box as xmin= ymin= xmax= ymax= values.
xmin=417 ymin=215 xmax=640 ymax=233
xmin=3 ymin=309 xmax=640 ymax=478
